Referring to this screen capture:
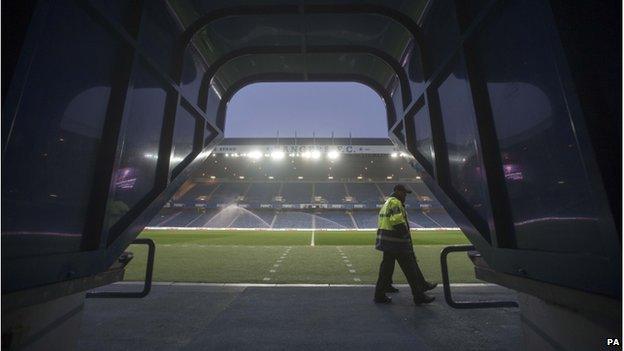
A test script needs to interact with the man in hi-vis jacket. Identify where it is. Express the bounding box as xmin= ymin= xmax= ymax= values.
xmin=374 ymin=184 xmax=436 ymax=304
